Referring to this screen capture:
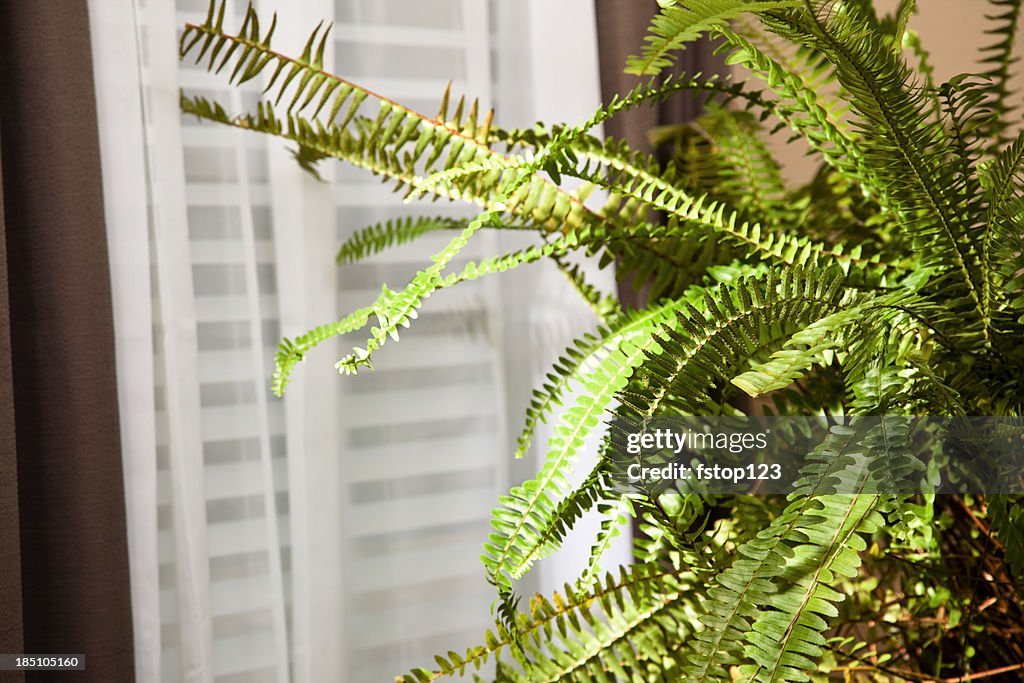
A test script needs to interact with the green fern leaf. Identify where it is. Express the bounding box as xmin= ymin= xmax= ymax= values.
xmin=483 ymin=316 xmax=674 ymax=585
xmin=741 ymin=494 xmax=883 ymax=682
xmin=627 ymin=267 xmax=850 ymax=417
xmin=336 ymin=216 xmax=466 ymax=265
xmin=626 ymin=0 xmax=801 ymax=76
xmin=401 ymin=562 xmax=703 ymax=682
xmin=514 ymin=297 xmax=701 ymax=460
